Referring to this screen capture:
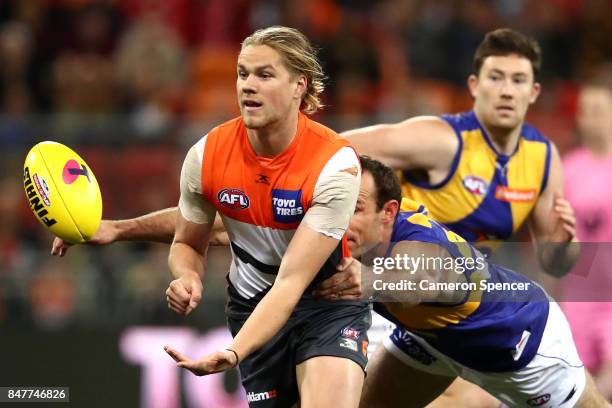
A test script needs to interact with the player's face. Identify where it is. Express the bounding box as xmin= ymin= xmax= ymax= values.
xmin=577 ymin=86 xmax=612 ymax=144
xmin=347 ymin=172 xmax=385 ymax=258
xmin=236 ymin=45 xmax=306 ymax=129
xmin=469 ymin=54 xmax=540 ymax=131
